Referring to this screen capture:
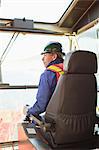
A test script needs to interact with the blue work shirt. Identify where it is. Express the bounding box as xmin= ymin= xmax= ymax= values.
xmin=27 ymin=58 xmax=63 ymax=117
